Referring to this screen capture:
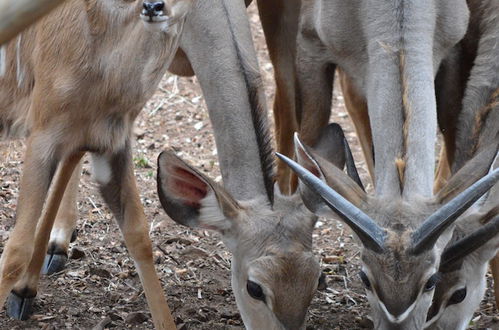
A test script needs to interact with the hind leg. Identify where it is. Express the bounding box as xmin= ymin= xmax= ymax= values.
xmin=338 ymin=69 xmax=374 ymax=181
xmin=257 ymin=0 xmax=301 ymax=194
xmin=43 ymin=158 xmax=82 ymax=274
xmin=6 ymin=152 xmax=84 ymax=320
xmin=94 ymin=144 xmax=175 ymax=329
